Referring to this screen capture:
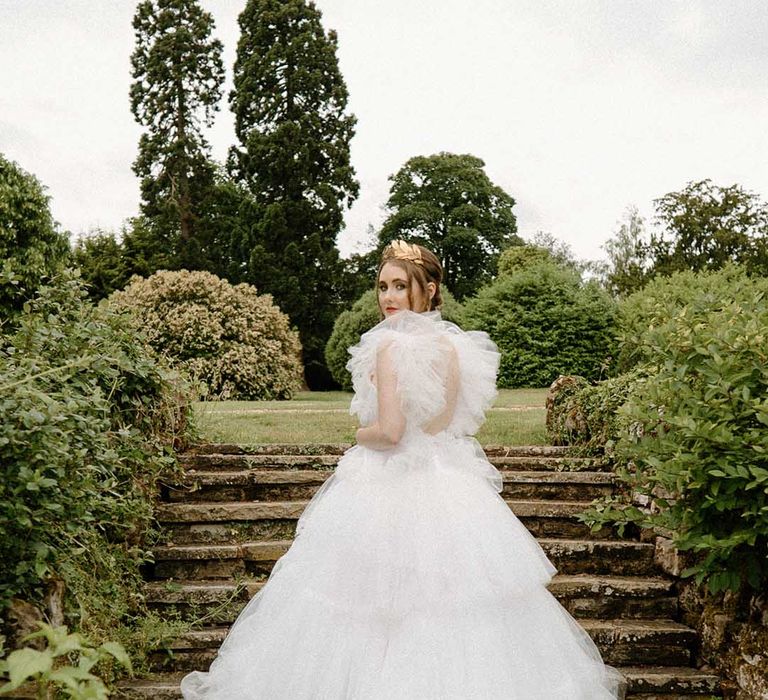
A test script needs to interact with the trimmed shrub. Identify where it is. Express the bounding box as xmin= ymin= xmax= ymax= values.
xmin=0 ymin=269 xmax=192 ymax=677
xmin=109 ymin=270 xmax=303 ymax=400
xmin=581 ymin=292 xmax=768 ymax=594
xmin=545 ymin=369 xmax=648 ymax=453
xmin=0 ymin=154 xmax=69 ymax=322
xmin=325 ymin=289 xmax=465 ymax=390
xmin=613 ymin=263 xmax=768 ymax=374
xmin=463 ymin=262 xmax=617 ymax=388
